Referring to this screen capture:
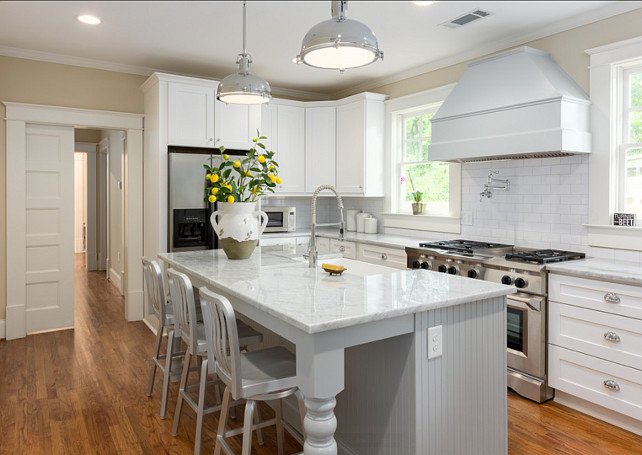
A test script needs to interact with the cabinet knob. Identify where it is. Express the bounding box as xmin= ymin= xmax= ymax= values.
xmin=603 ymin=331 xmax=621 ymax=343
xmin=381 ymin=253 xmax=388 ymax=260
xmin=339 ymin=246 xmax=345 ymax=252
xmin=603 ymin=379 xmax=620 ymax=391
xmin=604 ymin=292 xmax=621 ymax=304
xmin=209 ymin=138 xmax=213 ymax=142
xmin=216 ymin=138 xmax=221 ymax=142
